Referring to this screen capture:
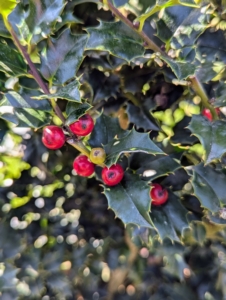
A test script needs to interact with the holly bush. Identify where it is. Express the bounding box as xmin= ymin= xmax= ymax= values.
xmin=1 ymin=0 xmax=226 ymax=299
